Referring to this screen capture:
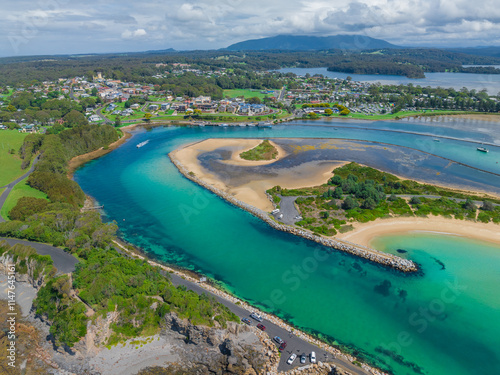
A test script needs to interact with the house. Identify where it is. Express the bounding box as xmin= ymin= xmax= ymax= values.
xmin=89 ymin=115 xmax=101 ymax=122
xmin=0 ymin=124 xmax=7 ymax=130
xmin=148 ymin=104 xmax=159 ymax=111
xmin=19 ymin=124 xmax=37 ymax=133
xmin=130 ymin=103 xmax=140 ymax=110
xmin=160 ymin=103 xmax=170 ymax=111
